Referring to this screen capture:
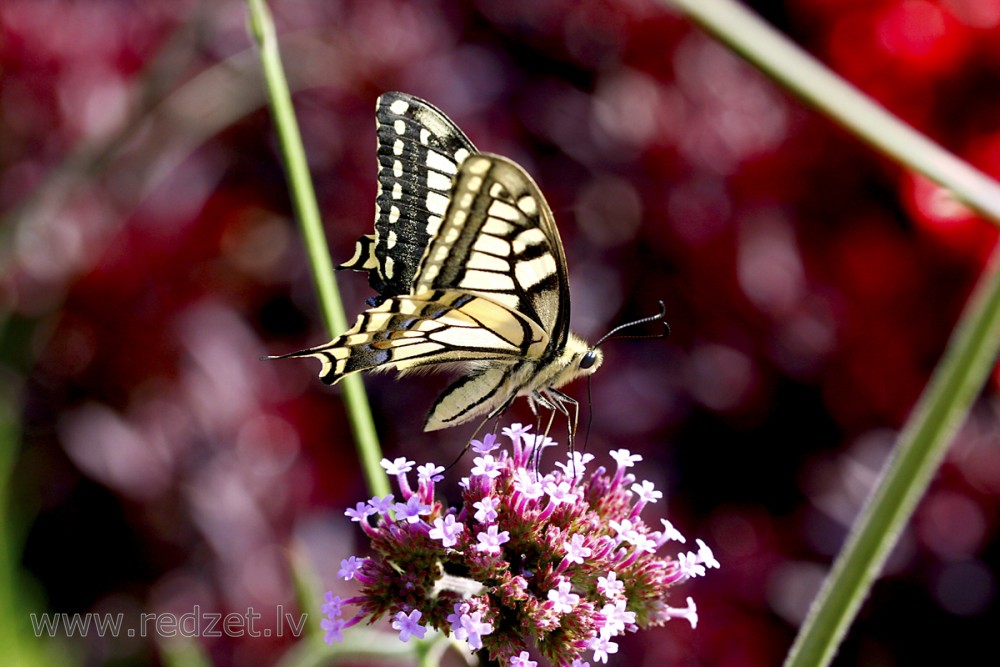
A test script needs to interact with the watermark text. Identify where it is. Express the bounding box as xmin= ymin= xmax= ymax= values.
xmin=29 ymin=605 xmax=307 ymax=639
